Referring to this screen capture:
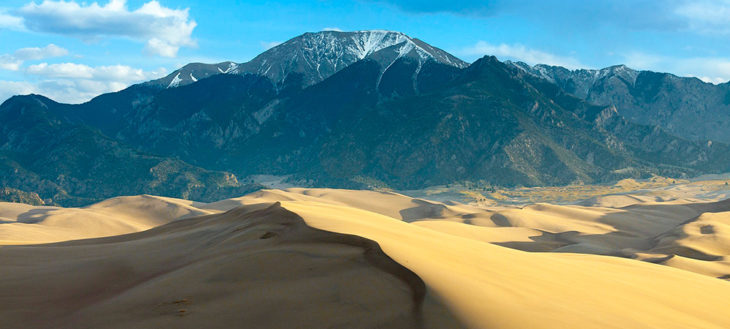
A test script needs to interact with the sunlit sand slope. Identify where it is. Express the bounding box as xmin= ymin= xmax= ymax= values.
xmin=0 ymin=195 xmax=213 ymax=244
xmin=283 ymin=200 xmax=730 ymax=329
